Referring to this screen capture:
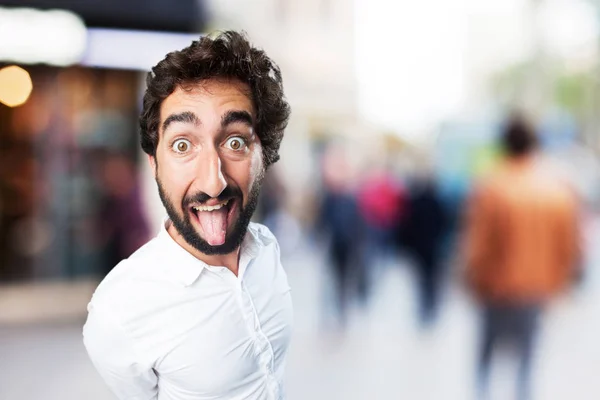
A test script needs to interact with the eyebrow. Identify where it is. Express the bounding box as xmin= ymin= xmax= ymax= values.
xmin=161 ymin=111 xmax=201 ymax=134
xmin=221 ymin=110 xmax=253 ymax=128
